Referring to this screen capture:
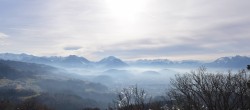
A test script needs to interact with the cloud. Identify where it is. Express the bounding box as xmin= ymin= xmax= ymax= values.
xmin=0 ymin=32 xmax=9 ymax=46
xmin=64 ymin=46 xmax=82 ymax=51
xmin=1 ymin=0 xmax=250 ymax=60
xmin=93 ymin=30 xmax=250 ymax=60
xmin=0 ymin=32 xmax=8 ymax=39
